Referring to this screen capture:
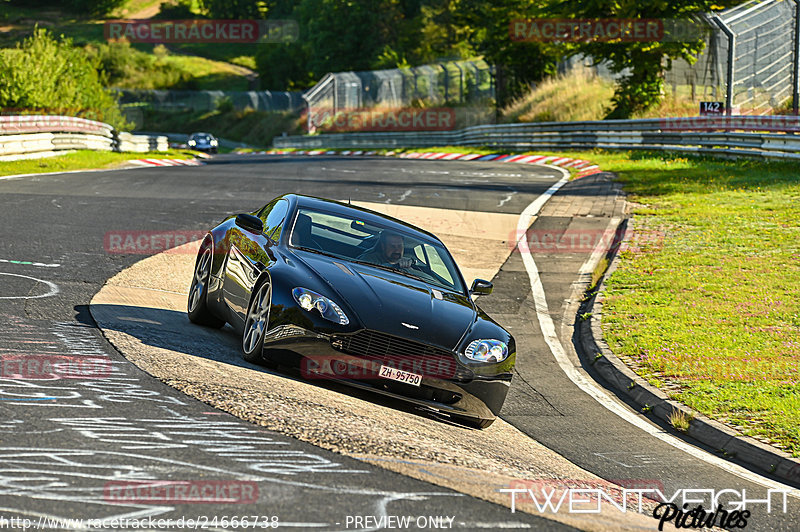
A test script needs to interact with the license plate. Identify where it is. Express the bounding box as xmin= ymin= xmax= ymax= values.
xmin=378 ymin=365 xmax=422 ymax=387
